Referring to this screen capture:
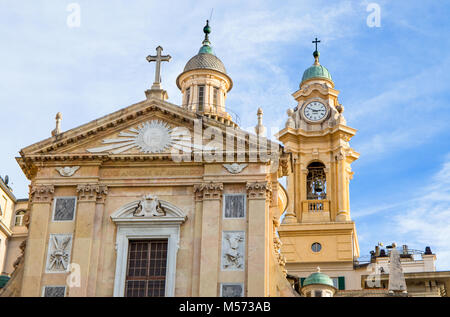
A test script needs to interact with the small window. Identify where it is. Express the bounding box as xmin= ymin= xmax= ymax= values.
xmin=213 ymin=87 xmax=219 ymax=107
xmin=198 ymin=85 xmax=205 ymax=111
xmin=311 ymin=242 xmax=322 ymax=253
xmin=185 ymin=87 xmax=190 ymax=106
xmin=314 ymin=290 xmax=323 ymax=297
xmin=331 ymin=277 xmax=338 ymax=289
xmin=14 ymin=210 xmax=26 ymax=226
xmin=223 ymin=194 xmax=246 ymax=219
